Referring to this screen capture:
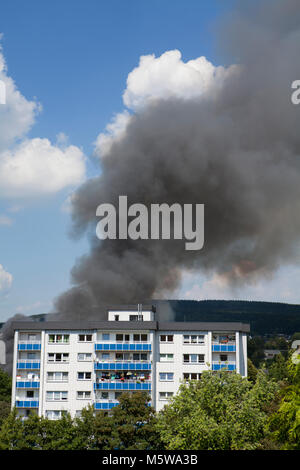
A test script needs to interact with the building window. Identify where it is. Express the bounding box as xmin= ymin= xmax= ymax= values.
xmin=46 ymin=391 xmax=68 ymax=401
xmin=27 ymin=352 xmax=37 ymax=359
xmin=28 ymin=334 xmax=37 ymax=341
xmin=77 ymin=391 xmax=91 ymax=399
xmin=220 ymin=355 xmax=228 ymax=362
xmin=129 ymin=315 xmax=143 ymax=321
xmin=159 ymin=372 xmax=174 ymax=381
xmin=100 ymin=391 xmax=109 ymax=399
xmin=101 ymin=353 xmax=110 ymax=360
xmin=159 ymin=392 xmax=174 ymax=400
xmin=77 ymin=353 xmax=92 ymax=362
xmin=115 ymin=353 xmax=129 ymax=361
xmin=102 ymin=334 xmax=110 ymax=341
xmin=48 ymin=334 xmax=69 ymax=344
xmin=160 ymin=335 xmax=173 ymax=343
xmin=116 ymin=334 xmax=130 ymax=342
xmin=46 ymin=410 xmax=67 ymax=420
xmin=26 ymin=390 xmax=34 ymax=398
xmin=47 ymin=353 xmax=69 ymax=363
xmin=183 ymin=373 xmax=202 ymax=381
xmin=78 ymin=334 xmax=92 ymax=342
xmin=47 ymin=372 xmax=68 ymax=382
xmin=77 ymin=372 xmax=92 ymax=380
xmin=183 ymin=335 xmax=205 ymax=345
xmin=133 ymin=353 xmax=148 ymax=361
xmin=133 ymin=334 xmax=148 ymax=342
xmin=160 ymin=353 xmax=174 ymax=362
xmin=114 ymin=315 xmax=119 ymax=321
xmin=183 ymin=354 xmax=205 ymax=364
